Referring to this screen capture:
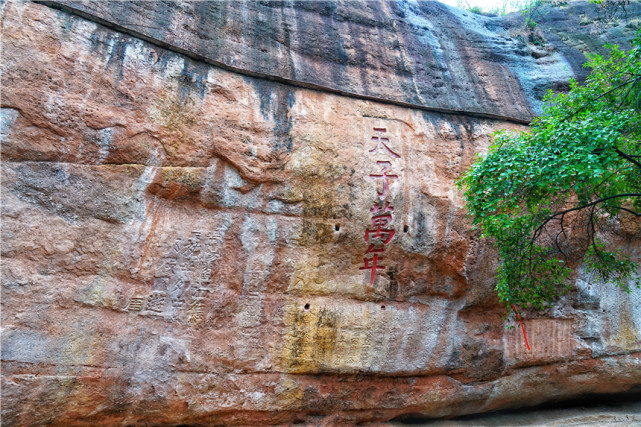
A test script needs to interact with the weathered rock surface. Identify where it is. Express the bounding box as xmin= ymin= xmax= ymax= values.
xmin=38 ymin=0 xmax=641 ymax=122
xmin=396 ymin=398 xmax=641 ymax=425
xmin=1 ymin=1 xmax=640 ymax=425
